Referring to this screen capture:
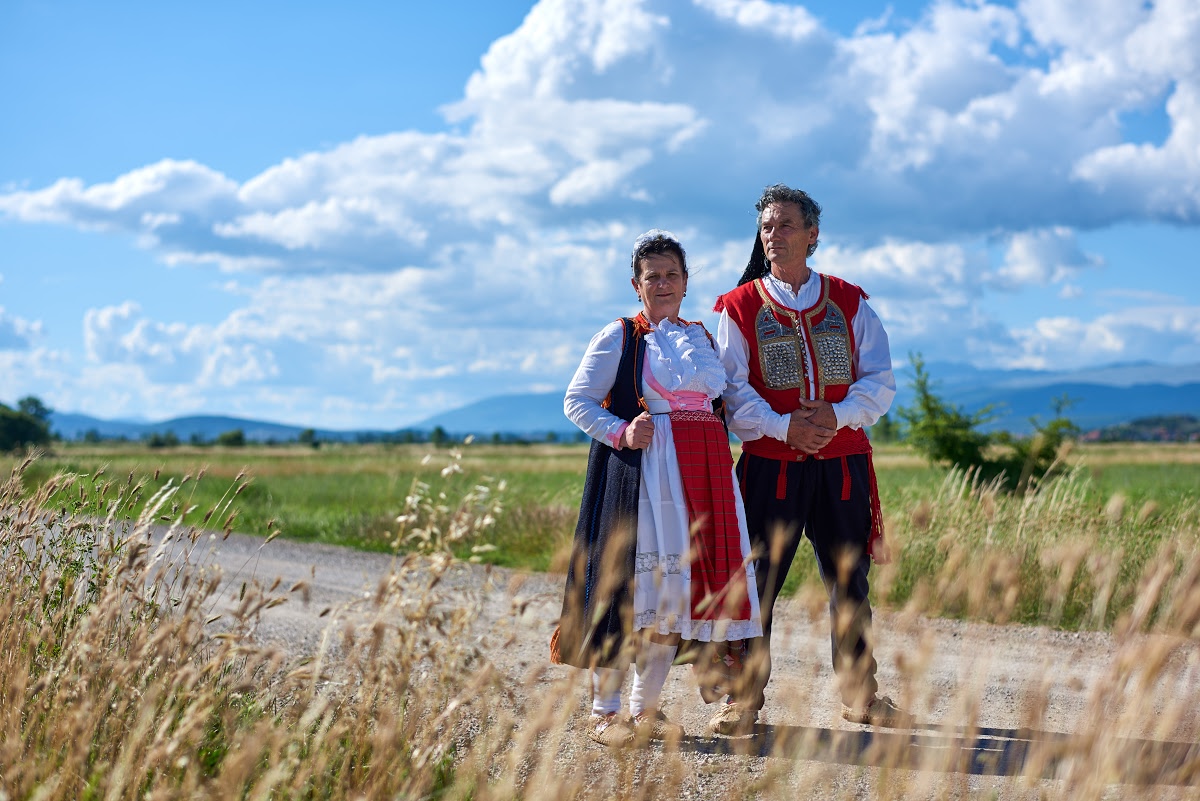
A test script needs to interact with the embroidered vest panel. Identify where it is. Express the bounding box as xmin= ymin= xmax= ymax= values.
xmin=753 ymin=299 xmax=806 ymax=392
xmin=802 ymin=280 xmax=857 ymax=401
xmin=721 ymin=275 xmax=864 ymax=412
